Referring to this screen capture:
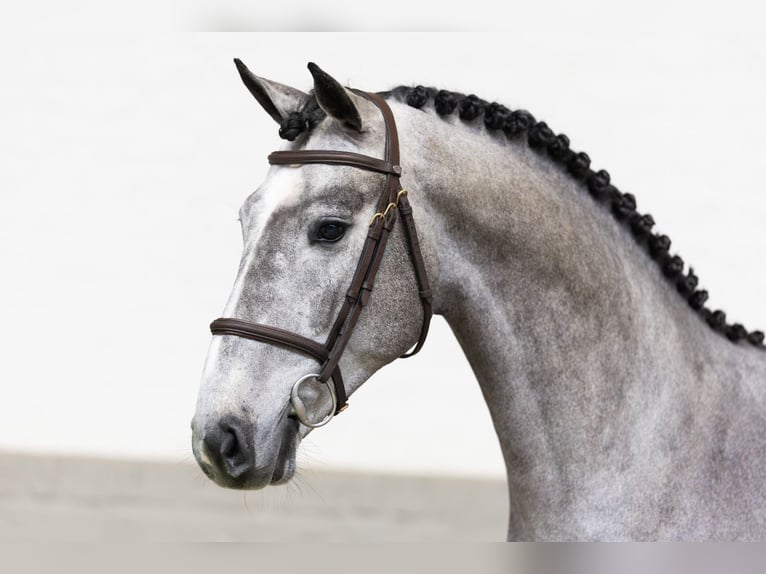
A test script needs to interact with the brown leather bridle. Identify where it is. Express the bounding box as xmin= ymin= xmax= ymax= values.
xmin=209 ymin=91 xmax=433 ymax=427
